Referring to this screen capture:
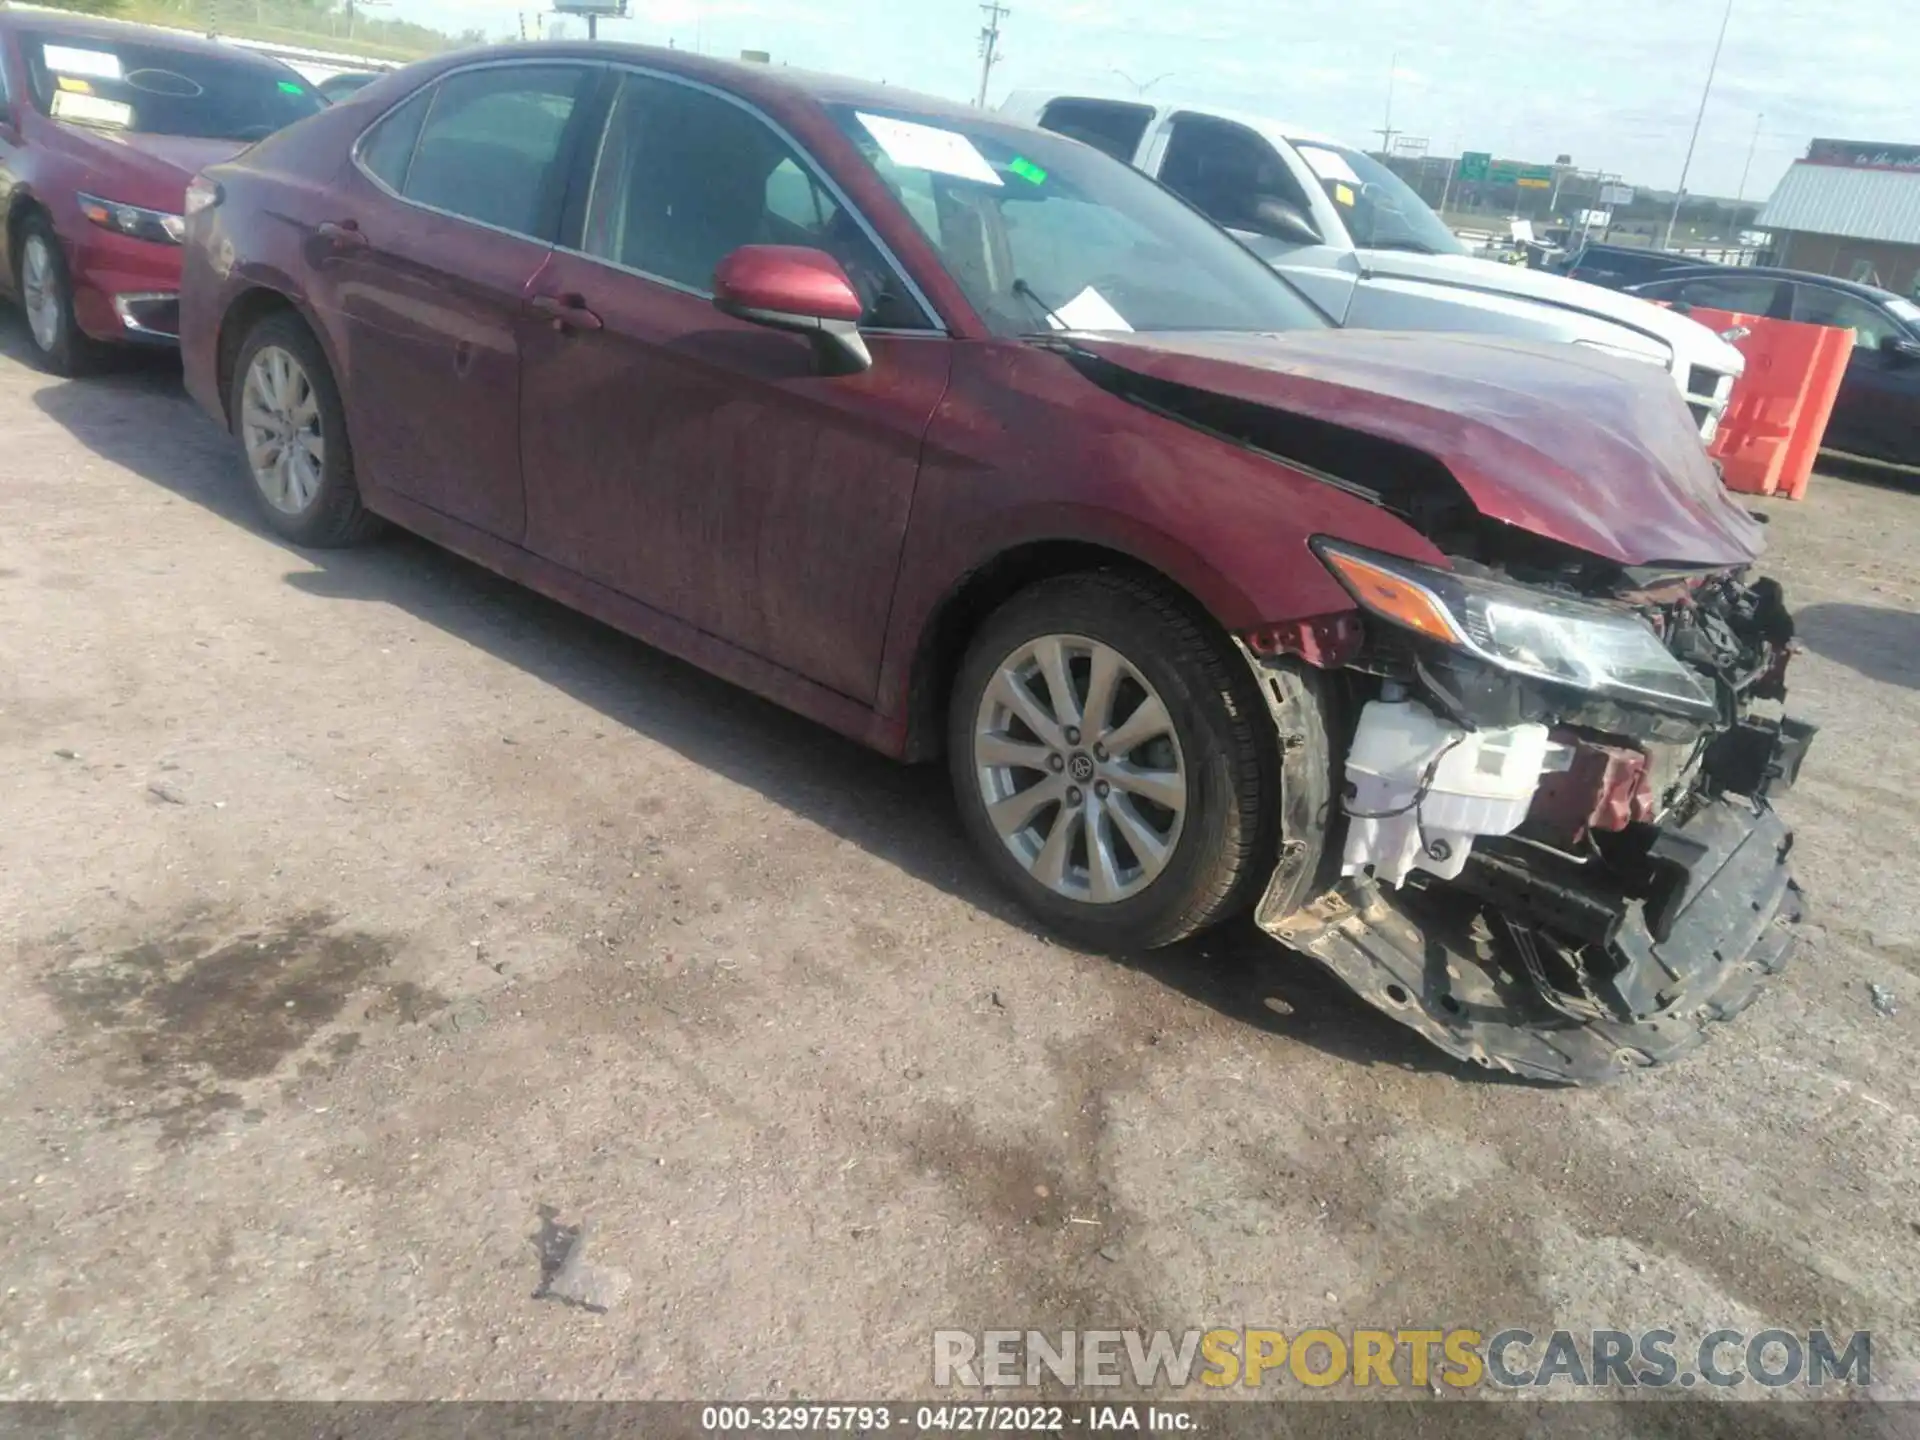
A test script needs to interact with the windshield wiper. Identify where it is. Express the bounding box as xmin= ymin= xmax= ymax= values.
xmin=1367 ymin=238 xmax=1437 ymax=255
xmin=1012 ymin=277 xmax=1066 ymax=332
